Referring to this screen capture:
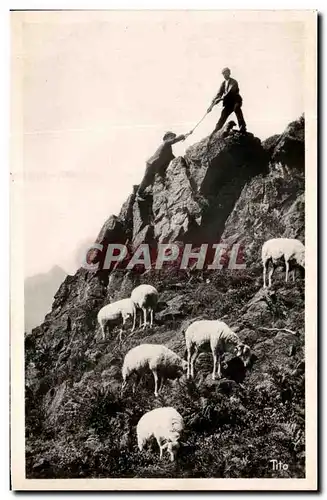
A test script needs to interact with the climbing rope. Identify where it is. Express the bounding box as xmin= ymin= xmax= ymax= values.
xmin=189 ymin=99 xmax=222 ymax=134
xmin=189 ymin=111 xmax=210 ymax=134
